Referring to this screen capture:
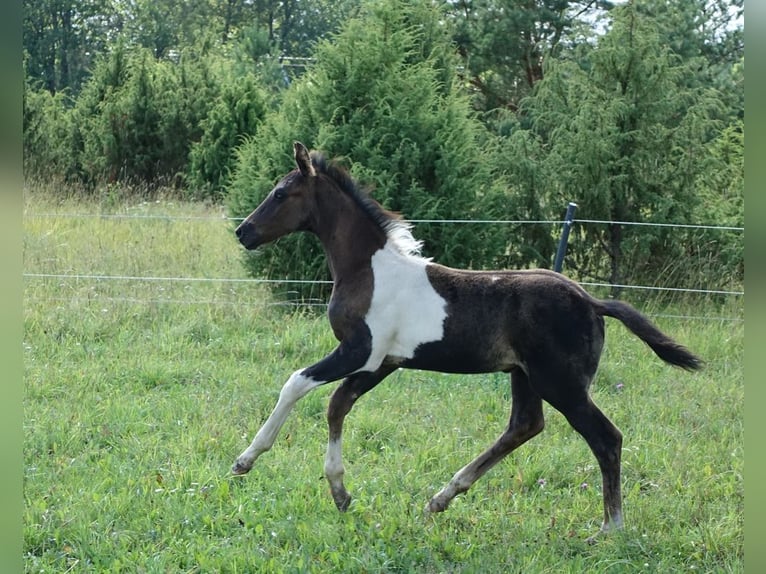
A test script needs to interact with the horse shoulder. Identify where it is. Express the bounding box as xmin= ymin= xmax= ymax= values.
xmin=327 ymin=278 xmax=374 ymax=342
xmin=364 ymin=247 xmax=448 ymax=361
